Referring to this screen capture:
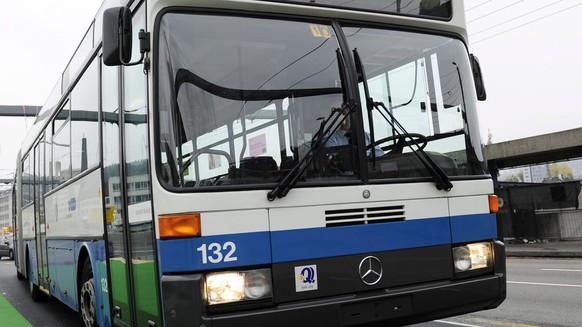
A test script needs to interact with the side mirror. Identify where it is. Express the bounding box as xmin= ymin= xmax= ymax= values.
xmin=103 ymin=6 xmax=133 ymax=66
xmin=470 ymin=54 xmax=487 ymax=101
